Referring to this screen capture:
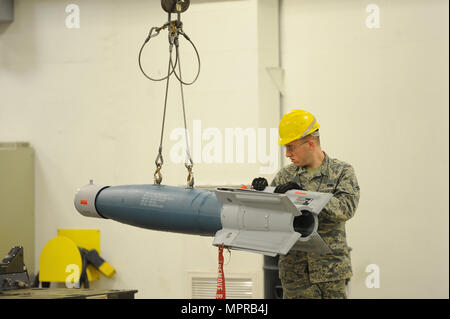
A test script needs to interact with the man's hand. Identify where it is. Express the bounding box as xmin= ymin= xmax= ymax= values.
xmin=274 ymin=182 xmax=302 ymax=193
xmin=251 ymin=177 xmax=268 ymax=191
